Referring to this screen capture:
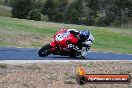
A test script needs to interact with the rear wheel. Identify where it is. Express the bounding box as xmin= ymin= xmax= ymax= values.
xmin=38 ymin=44 xmax=51 ymax=57
xmin=69 ymin=50 xmax=77 ymax=58
xmin=69 ymin=54 xmax=76 ymax=58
